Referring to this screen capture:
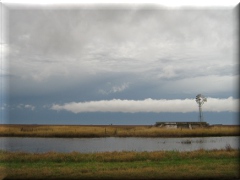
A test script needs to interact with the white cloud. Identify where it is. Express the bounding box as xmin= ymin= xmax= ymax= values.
xmin=51 ymin=97 xmax=239 ymax=113
xmin=112 ymin=83 xmax=129 ymax=93
xmin=17 ymin=104 xmax=24 ymax=109
xmin=1 ymin=104 xmax=9 ymax=110
xmin=17 ymin=104 xmax=35 ymax=111
xmin=24 ymin=104 xmax=35 ymax=110
xmin=99 ymin=82 xmax=129 ymax=95
xmin=204 ymin=97 xmax=239 ymax=112
xmin=0 ymin=105 xmax=6 ymax=111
